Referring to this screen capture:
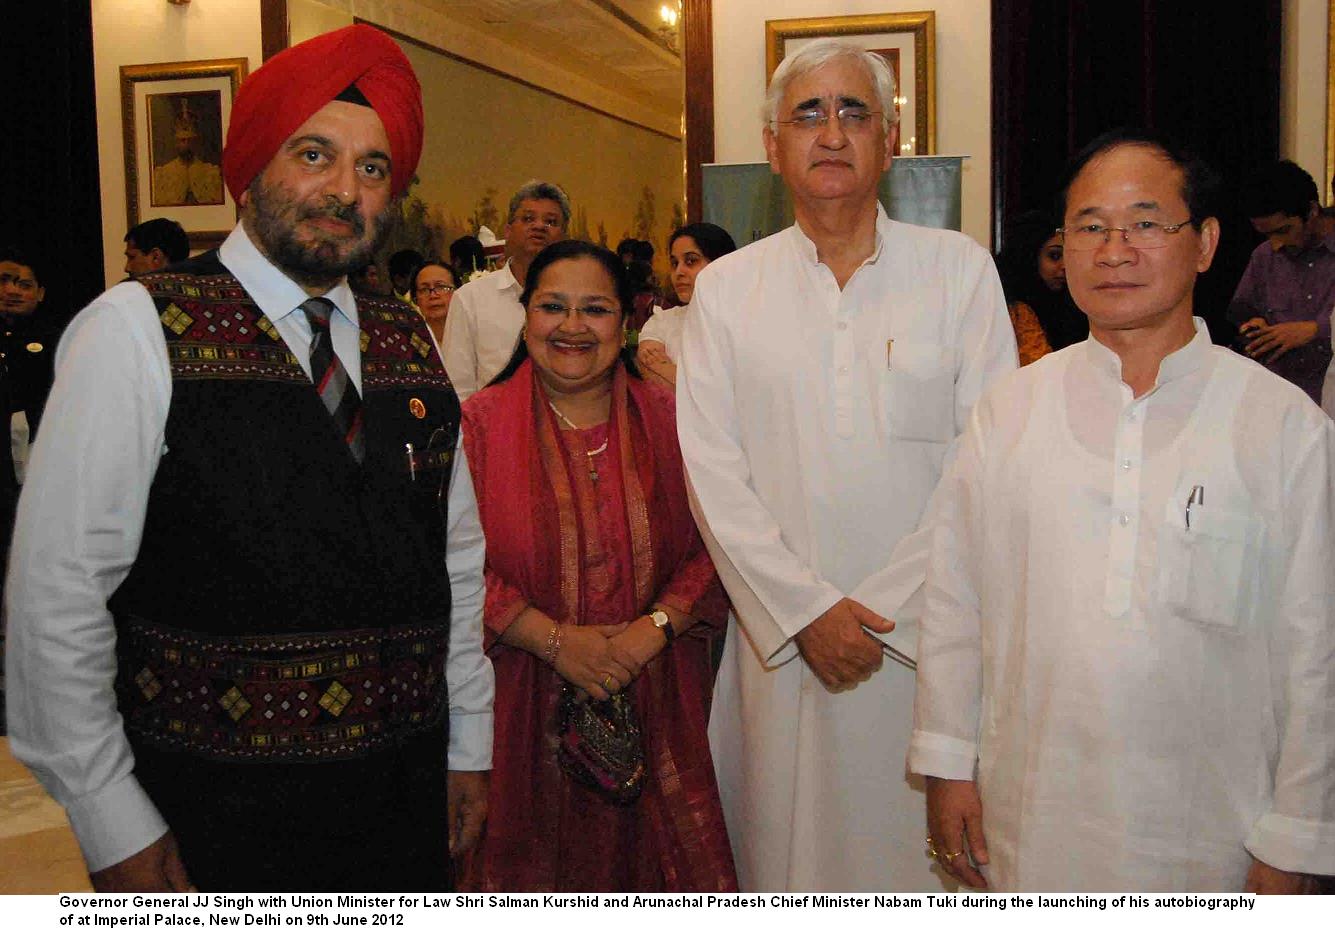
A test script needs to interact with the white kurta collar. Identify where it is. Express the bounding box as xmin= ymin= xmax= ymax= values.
xmin=788 ymin=203 xmax=889 ymax=269
xmin=219 ymin=223 xmax=359 ymax=328
xmin=1084 ymin=316 xmax=1213 ymax=391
